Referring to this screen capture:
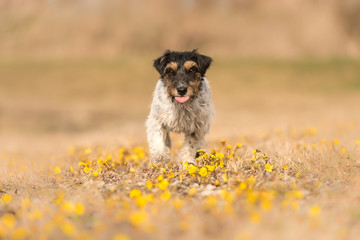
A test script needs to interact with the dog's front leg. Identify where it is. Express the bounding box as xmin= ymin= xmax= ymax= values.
xmin=146 ymin=123 xmax=171 ymax=165
xmin=178 ymin=133 xmax=204 ymax=165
